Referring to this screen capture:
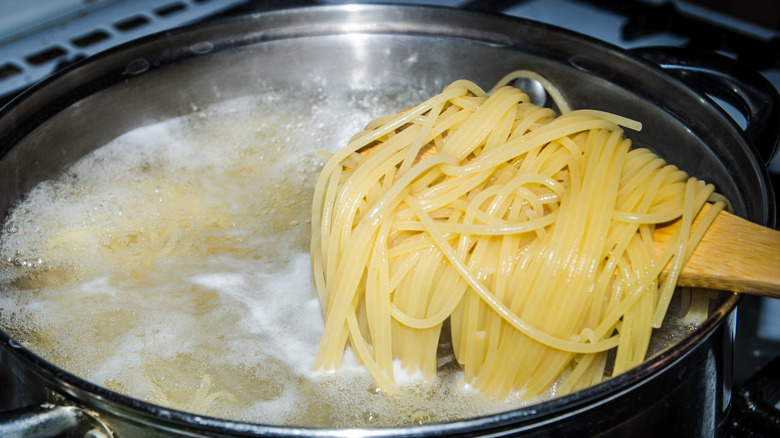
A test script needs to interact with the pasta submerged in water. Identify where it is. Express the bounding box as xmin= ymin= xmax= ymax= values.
xmin=311 ymin=71 xmax=726 ymax=399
